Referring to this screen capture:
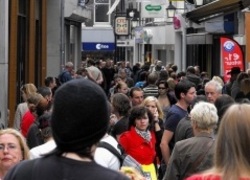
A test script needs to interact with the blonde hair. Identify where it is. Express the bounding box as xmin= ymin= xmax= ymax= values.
xmin=0 ymin=128 xmax=30 ymax=160
xmin=21 ymin=83 xmax=37 ymax=99
xmin=214 ymin=104 xmax=250 ymax=179
xmin=142 ymin=96 xmax=164 ymax=120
